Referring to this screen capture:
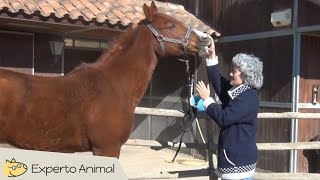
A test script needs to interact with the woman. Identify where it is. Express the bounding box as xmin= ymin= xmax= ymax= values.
xmin=196 ymin=43 xmax=263 ymax=180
